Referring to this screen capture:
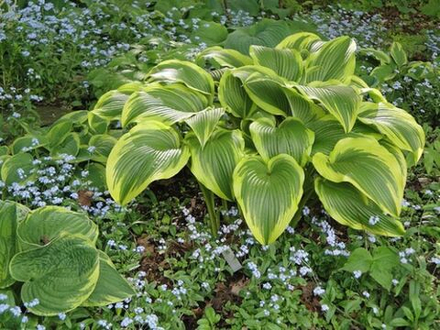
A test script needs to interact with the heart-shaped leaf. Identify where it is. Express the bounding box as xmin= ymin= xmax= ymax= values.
xmin=17 ymin=206 xmax=99 ymax=251
xmin=233 ymin=154 xmax=304 ymax=244
xmin=187 ymin=129 xmax=245 ymax=201
xmin=10 ymin=235 xmax=100 ymax=316
xmin=249 ymin=117 xmax=314 ymax=166
xmin=313 ymin=137 xmax=405 ymax=217
xmin=106 ymin=121 xmax=190 ymax=205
